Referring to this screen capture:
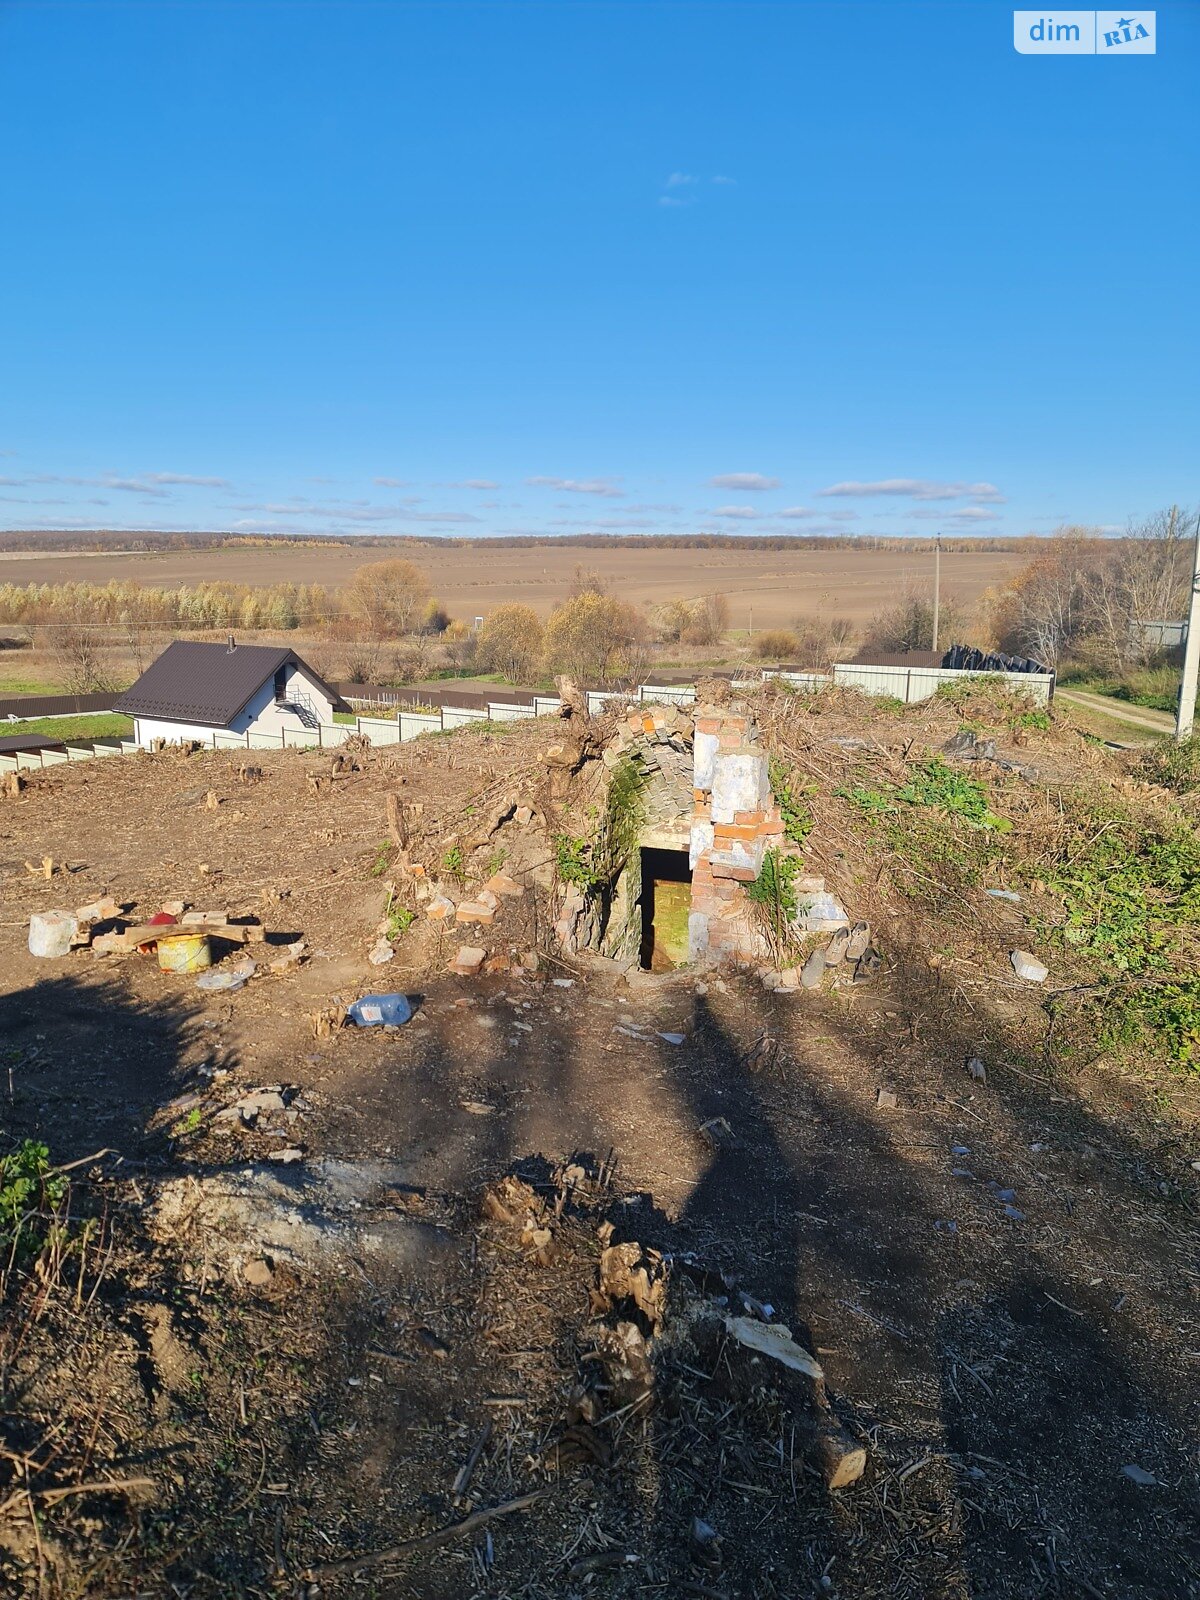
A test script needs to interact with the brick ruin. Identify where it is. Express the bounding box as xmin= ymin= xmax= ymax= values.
xmin=558 ymin=702 xmax=846 ymax=970
xmin=687 ymin=706 xmax=784 ymax=964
